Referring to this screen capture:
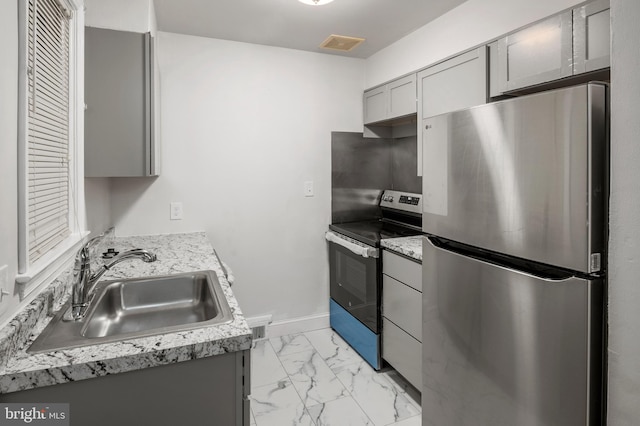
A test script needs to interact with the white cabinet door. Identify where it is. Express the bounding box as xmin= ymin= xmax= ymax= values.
xmin=417 ymin=47 xmax=487 ymax=176
xmin=364 ymin=75 xmax=416 ymax=125
xmin=85 ymin=27 xmax=158 ymax=177
xmin=497 ymin=11 xmax=573 ymax=93
xmin=388 ymin=74 xmax=417 ymax=119
xmin=363 ymin=86 xmax=387 ymax=125
xmin=487 ymin=41 xmax=501 ymax=98
xmin=573 ymin=0 xmax=610 ymax=74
